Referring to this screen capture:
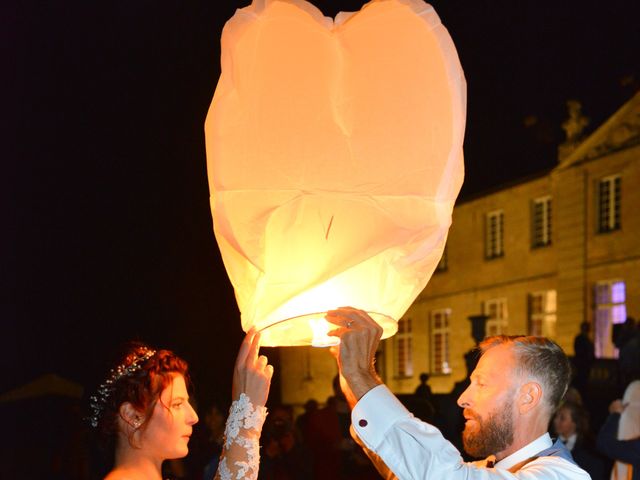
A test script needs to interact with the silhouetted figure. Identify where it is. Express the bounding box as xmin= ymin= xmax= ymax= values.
xmin=617 ymin=317 xmax=640 ymax=388
xmin=414 ymin=373 xmax=433 ymax=398
xmin=613 ymin=317 xmax=636 ymax=352
xmin=304 ymin=375 xmax=379 ymax=480
xmin=573 ymin=321 xmax=595 ymax=398
xmin=413 ymin=372 xmax=436 ymax=422
xmin=294 ymin=399 xmax=317 ymax=444
xmin=303 ymin=377 xmax=350 ymax=479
